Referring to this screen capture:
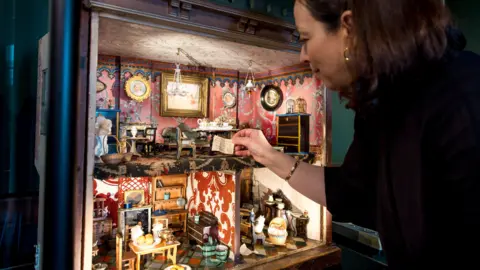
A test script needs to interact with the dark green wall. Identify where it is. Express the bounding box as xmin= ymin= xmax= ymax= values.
xmin=0 ymin=0 xmax=49 ymax=195
xmin=447 ymin=0 xmax=480 ymax=53
xmin=330 ymin=92 xmax=354 ymax=166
